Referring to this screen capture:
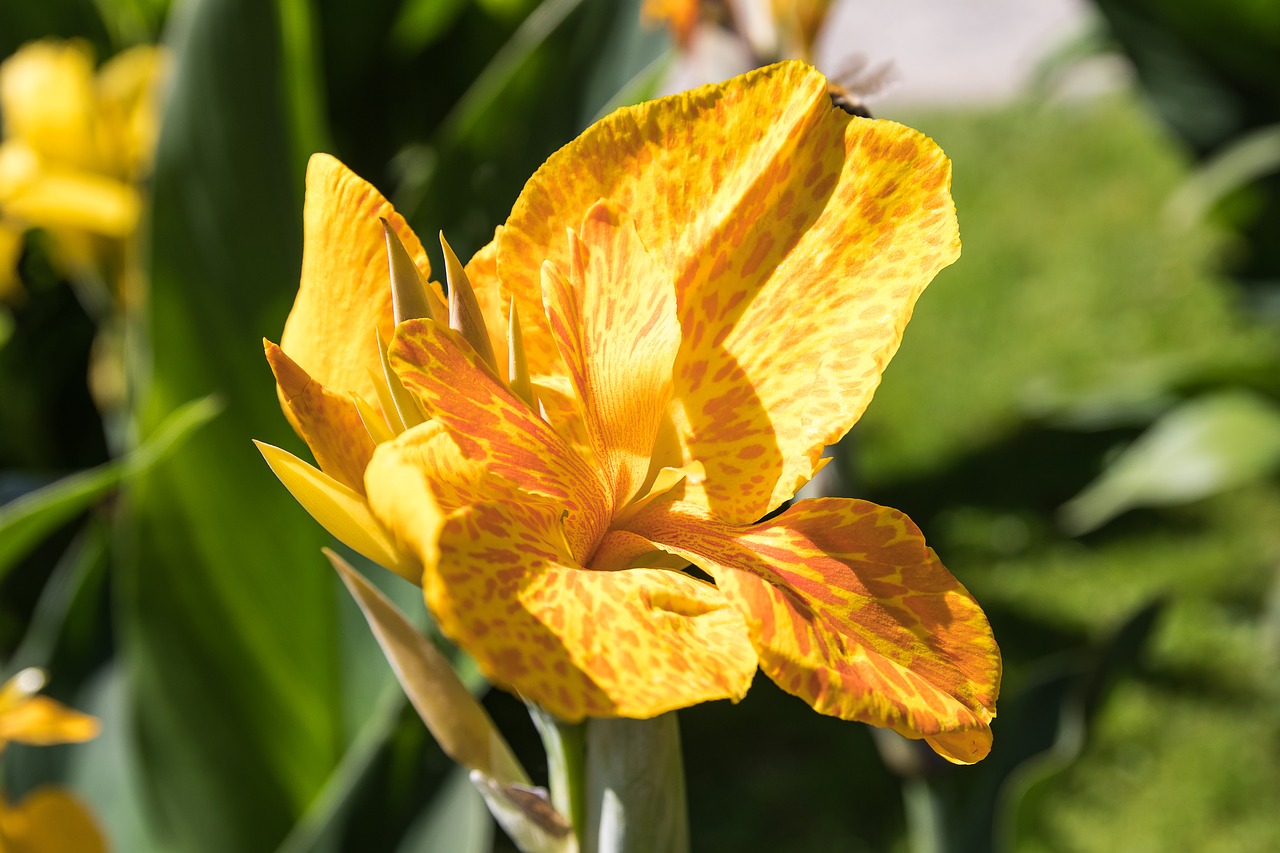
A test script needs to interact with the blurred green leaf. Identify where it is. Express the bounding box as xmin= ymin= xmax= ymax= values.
xmin=1060 ymin=390 xmax=1280 ymax=533
xmin=67 ymin=663 xmax=165 ymax=853
xmin=119 ymin=0 xmax=344 ymax=849
xmin=396 ymin=766 xmax=493 ymax=853
xmin=389 ymin=0 xmax=470 ymax=55
xmin=0 ymin=395 xmax=220 ymax=583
